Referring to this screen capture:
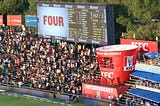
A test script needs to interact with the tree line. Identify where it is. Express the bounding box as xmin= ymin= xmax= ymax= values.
xmin=0 ymin=0 xmax=160 ymax=41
